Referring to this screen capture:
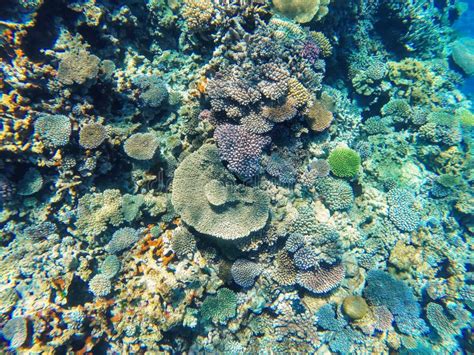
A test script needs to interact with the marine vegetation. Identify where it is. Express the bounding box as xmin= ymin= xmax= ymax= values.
xmin=0 ymin=0 xmax=472 ymax=353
